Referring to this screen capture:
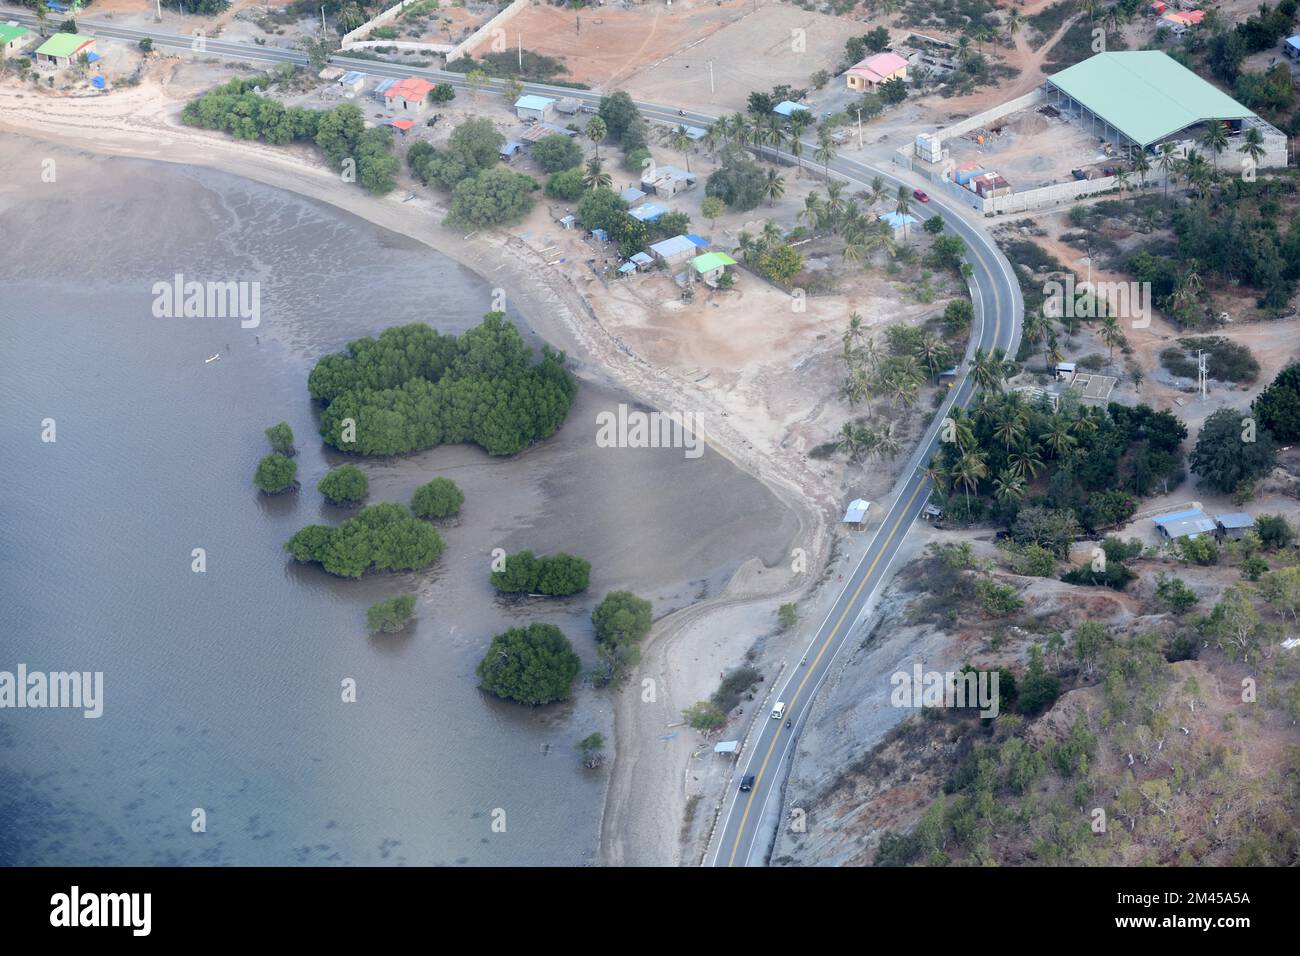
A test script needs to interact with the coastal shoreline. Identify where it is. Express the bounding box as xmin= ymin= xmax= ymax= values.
xmin=0 ymin=75 xmax=831 ymax=865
